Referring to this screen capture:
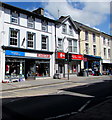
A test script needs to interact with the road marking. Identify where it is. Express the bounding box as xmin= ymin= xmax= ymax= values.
xmin=57 ymin=90 xmax=94 ymax=98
